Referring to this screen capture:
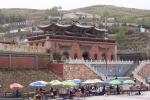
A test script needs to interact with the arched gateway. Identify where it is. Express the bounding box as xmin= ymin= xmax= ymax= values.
xmin=62 ymin=51 xmax=69 ymax=60
xmin=82 ymin=51 xmax=90 ymax=60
